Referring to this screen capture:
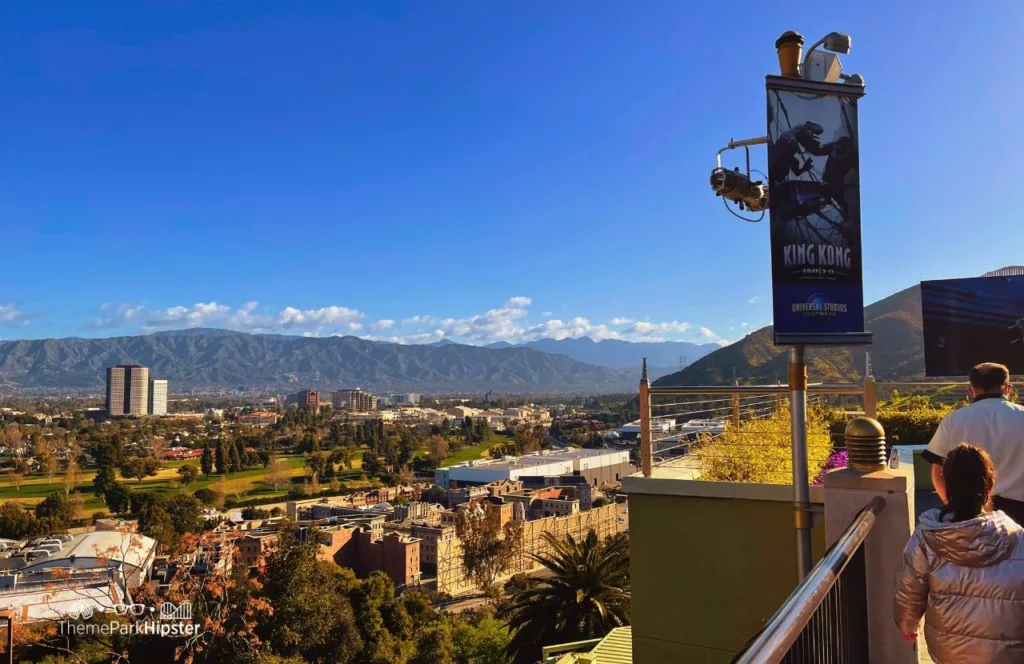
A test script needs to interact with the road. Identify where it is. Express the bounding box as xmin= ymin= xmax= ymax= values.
xmin=545 ymin=433 xmax=568 ymax=449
